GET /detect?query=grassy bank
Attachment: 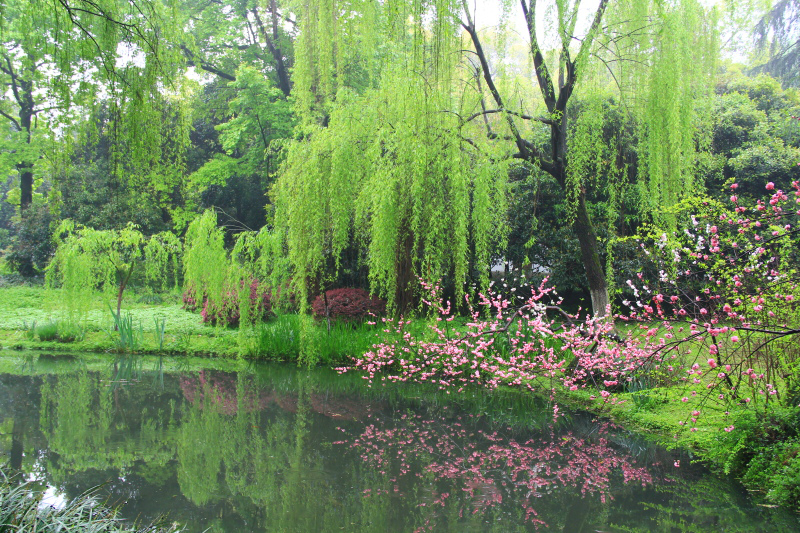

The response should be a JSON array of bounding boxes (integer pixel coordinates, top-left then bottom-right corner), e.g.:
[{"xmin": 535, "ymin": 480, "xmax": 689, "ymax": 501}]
[{"xmin": 0, "ymin": 285, "xmax": 388, "ymax": 362}]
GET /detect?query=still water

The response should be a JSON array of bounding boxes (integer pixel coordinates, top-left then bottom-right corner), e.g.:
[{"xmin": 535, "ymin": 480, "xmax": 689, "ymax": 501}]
[{"xmin": 0, "ymin": 352, "xmax": 798, "ymax": 532}]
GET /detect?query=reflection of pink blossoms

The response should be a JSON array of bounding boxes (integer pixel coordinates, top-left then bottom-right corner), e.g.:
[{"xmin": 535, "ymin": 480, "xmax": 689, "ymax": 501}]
[
  {"xmin": 180, "ymin": 370, "xmax": 377, "ymax": 420},
  {"xmin": 338, "ymin": 415, "xmax": 654, "ymax": 527}
]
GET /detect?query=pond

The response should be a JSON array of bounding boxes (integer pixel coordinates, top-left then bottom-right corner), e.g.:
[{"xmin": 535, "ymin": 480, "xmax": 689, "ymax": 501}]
[{"xmin": 0, "ymin": 352, "xmax": 797, "ymax": 532}]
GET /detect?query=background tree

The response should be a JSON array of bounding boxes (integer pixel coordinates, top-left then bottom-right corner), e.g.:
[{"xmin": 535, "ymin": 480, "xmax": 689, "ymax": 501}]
[
  {"xmin": 0, "ymin": 0, "xmax": 185, "ymax": 213},
  {"xmin": 178, "ymin": 0, "xmax": 295, "ymax": 96},
  {"xmin": 752, "ymin": 0, "xmax": 800, "ymax": 86}
]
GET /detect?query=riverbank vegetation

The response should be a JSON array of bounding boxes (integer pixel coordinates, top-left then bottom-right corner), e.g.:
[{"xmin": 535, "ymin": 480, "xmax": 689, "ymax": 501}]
[
  {"xmin": 1, "ymin": 0, "xmax": 799, "ymax": 517},
  {"xmin": 0, "ymin": 470, "xmax": 182, "ymax": 532}
]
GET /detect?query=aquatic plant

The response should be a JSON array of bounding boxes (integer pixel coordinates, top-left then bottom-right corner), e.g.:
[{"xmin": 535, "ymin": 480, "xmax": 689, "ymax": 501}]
[
  {"xmin": 0, "ymin": 471, "xmax": 182, "ymax": 532},
  {"xmin": 107, "ymin": 308, "xmax": 144, "ymax": 353}
]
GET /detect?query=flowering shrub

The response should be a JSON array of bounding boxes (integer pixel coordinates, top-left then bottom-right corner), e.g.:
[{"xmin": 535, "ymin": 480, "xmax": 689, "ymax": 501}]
[
  {"xmin": 626, "ymin": 179, "xmax": 800, "ymax": 416},
  {"xmin": 341, "ymin": 175, "xmax": 800, "ymax": 428},
  {"xmin": 182, "ymin": 284, "xmax": 203, "ymax": 311},
  {"xmin": 184, "ymin": 279, "xmax": 274, "ymax": 327},
  {"xmin": 338, "ymin": 279, "xmax": 654, "ymax": 397},
  {"xmin": 312, "ymin": 288, "xmax": 386, "ymax": 322}
]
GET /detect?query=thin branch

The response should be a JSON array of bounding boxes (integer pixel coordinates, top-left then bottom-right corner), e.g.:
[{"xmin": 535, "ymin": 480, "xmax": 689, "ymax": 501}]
[
  {"xmin": 465, "ymin": 108, "xmax": 555, "ymax": 125},
  {"xmin": 0, "ymin": 109, "xmax": 21, "ymax": 131}
]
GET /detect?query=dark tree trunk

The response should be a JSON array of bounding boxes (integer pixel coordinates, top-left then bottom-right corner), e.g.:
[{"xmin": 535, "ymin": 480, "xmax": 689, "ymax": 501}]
[
  {"xmin": 18, "ymin": 162, "xmax": 33, "ymax": 211},
  {"xmin": 15, "ymin": 62, "xmax": 35, "ymax": 212},
  {"xmin": 395, "ymin": 228, "xmax": 415, "ymax": 315},
  {"xmin": 545, "ymin": 101, "xmax": 609, "ymax": 317},
  {"xmin": 10, "ymin": 417, "xmax": 24, "ymax": 471},
  {"xmin": 464, "ymin": 0, "xmax": 612, "ymax": 318},
  {"xmin": 574, "ymin": 193, "xmax": 610, "ymax": 316}
]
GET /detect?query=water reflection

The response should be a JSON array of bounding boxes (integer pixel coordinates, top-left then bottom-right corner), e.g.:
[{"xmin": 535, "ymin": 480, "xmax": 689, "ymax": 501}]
[
  {"xmin": 339, "ymin": 415, "xmax": 654, "ymax": 530},
  {"xmin": 0, "ymin": 354, "xmax": 797, "ymax": 532}
]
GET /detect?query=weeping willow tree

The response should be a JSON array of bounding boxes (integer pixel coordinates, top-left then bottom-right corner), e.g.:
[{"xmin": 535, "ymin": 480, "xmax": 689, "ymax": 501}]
[
  {"xmin": 752, "ymin": 0, "xmax": 800, "ymax": 86},
  {"xmin": 272, "ymin": 0, "xmax": 509, "ymax": 313},
  {"xmin": 270, "ymin": 0, "xmax": 718, "ymax": 317},
  {"xmin": 46, "ymin": 220, "xmax": 182, "ymax": 324}
]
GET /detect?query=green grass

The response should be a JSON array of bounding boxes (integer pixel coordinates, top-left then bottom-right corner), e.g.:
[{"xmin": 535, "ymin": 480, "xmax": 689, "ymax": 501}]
[
  {"xmin": 34, "ymin": 321, "xmax": 60, "ymax": 341},
  {"xmin": 0, "ymin": 286, "xmax": 391, "ymax": 362}
]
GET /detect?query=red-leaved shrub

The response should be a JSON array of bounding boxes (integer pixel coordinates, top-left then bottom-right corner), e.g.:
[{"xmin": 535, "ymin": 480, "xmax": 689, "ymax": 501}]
[
  {"xmin": 312, "ymin": 288, "xmax": 386, "ymax": 321},
  {"xmin": 185, "ymin": 279, "xmax": 274, "ymax": 327},
  {"xmin": 182, "ymin": 285, "xmax": 203, "ymax": 312}
]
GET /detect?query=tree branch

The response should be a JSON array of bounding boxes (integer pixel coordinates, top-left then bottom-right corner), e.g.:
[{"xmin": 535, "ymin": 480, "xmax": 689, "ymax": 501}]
[
  {"xmin": 521, "ymin": 0, "xmax": 557, "ymax": 112},
  {"xmin": 0, "ymin": 109, "xmax": 21, "ymax": 131},
  {"xmin": 466, "ymin": 108, "xmax": 555, "ymax": 126},
  {"xmin": 460, "ymin": 1, "xmax": 530, "ymax": 159},
  {"xmin": 179, "ymin": 44, "xmax": 236, "ymax": 81}
]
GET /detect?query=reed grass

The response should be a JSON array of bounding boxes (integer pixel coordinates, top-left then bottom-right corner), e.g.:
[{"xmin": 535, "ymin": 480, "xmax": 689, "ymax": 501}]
[{"xmin": 0, "ymin": 471, "xmax": 182, "ymax": 532}]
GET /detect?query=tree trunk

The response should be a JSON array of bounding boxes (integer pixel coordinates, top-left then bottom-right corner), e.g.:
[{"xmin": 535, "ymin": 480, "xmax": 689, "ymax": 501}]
[
  {"xmin": 18, "ymin": 162, "xmax": 33, "ymax": 211},
  {"xmin": 573, "ymin": 193, "xmax": 610, "ymax": 317},
  {"xmin": 17, "ymin": 65, "xmax": 35, "ymax": 212},
  {"xmin": 395, "ymin": 229, "xmax": 415, "ymax": 314},
  {"xmin": 115, "ymin": 264, "xmax": 135, "ymax": 330},
  {"xmin": 10, "ymin": 417, "xmax": 24, "ymax": 471},
  {"xmin": 18, "ymin": 102, "xmax": 34, "ymax": 211}
]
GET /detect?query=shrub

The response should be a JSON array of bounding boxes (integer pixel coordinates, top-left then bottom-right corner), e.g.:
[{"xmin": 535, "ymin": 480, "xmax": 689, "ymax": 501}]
[
  {"xmin": 197, "ymin": 279, "xmax": 273, "ymax": 327},
  {"xmin": 6, "ymin": 203, "xmax": 55, "ymax": 277},
  {"xmin": 33, "ymin": 321, "xmax": 84, "ymax": 343},
  {"xmin": 182, "ymin": 284, "xmax": 203, "ymax": 312},
  {"xmin": 312, "ymin": 288, "xmax": 386, "ymax": 322},
  {"xmin": 35, "ymin": 321, "xmax": 60, "ymax": 342}
]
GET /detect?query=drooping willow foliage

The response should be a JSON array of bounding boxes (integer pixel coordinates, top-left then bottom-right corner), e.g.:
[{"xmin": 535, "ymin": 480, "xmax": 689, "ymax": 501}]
[
  {"xmin": 273, "ymin": 0, "xmax": 509, "ymax": 312},
  {"xmin": 632, "ymin": 0, "xmax": 718, "ymax": 223},
  {"xmin": 46, "ymin": 220, "xmax": 182, "ymax": 323},
  {"xmin": 183, "ymin": 210, "xmax": 231, "ymax": 314},
  {"xmin": 183, "ymin": 210, "xmax": 277, "ymax": 329},
  {"xmin": 268, "ymin": 0, "xmax": 720, "ymax": 314}
]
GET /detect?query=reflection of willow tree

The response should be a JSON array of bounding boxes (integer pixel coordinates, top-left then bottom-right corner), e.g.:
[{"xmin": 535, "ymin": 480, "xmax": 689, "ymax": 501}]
[
  {"xmin": 175, "ymin": 370, "xmax": 427, "ymax": 532},
  {"xmin": 0, "ymin": 373, "xmax": 44, "ymax": 473},
  {"xmin": 177, "ymin": 373, "xmax": 336, "ymax": 530},
  {"xmin": 340, "ymin": 416, "xmax": 655, "ymax": 532},
  {"xmin": 39, "ymin": 369, "xmax": 177, "ymax": 483},
  {"xmin": 611, "ymin": 476, "xmax": 800, "ymax": 532}
]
